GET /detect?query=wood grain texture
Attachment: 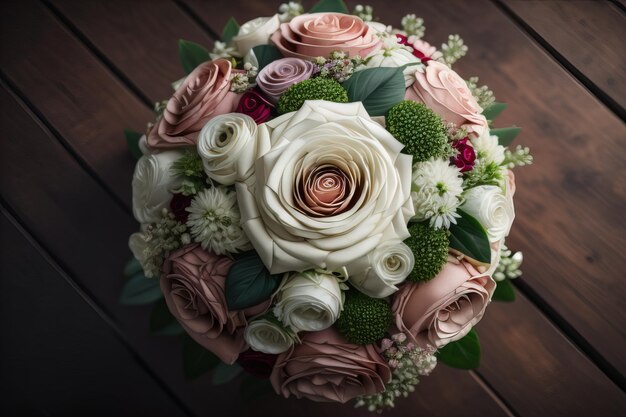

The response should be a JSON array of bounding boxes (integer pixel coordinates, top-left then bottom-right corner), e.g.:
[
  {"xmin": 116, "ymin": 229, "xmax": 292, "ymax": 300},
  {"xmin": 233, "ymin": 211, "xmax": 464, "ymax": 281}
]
[{"xmin": 502, "ymin": 0, "xmax": 626, "ymax": 112}]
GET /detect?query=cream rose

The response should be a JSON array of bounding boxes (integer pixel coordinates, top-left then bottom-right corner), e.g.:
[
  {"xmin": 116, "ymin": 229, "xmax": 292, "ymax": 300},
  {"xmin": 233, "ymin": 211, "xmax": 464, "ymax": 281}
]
[
  {"xmin": 131, "ymin": 150, "xmax": 183, "ymax": 224},
  {"xmin": 235, "ymin": 100, "xmax": 414, "ymax": 274},
  {"xmin": 405, "ymin": 60, "xmax": 487, "ymax": 136},
  {"xmin": 392, "ymin": 255, "xmax": 496, "ymax": 348},
  {"xmin": 273, "ymin": 270, "xmax": 344, "ymax": 332},
  {"xmin": 271, "ymin": 13, "xmax": 381, "ymax": 59},
  {"xmin": 233, "ymin": 15, "xmax": 281, "ymax": 56},
  {"xmin": 461, "ymin": 185, "xmax": 515, "ymax": 243},
  {"xmin": 244, "ymin": 317, "xmax": 295, "ymax": 354},
  {"xmin": 197, "ymin": 113, "xmax": 270, "ymax": 185},
  {"xmin": 348, "ymin": 240, "xmax": 414, "ymax": 298}
]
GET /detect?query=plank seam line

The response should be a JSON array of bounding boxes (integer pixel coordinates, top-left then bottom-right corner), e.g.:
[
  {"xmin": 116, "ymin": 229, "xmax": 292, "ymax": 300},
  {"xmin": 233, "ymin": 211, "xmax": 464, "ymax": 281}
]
[
  {"xmin": 0, "ymin": 201, "xmax": 197, "ymax": 417},
  {"xmin": 0, "ymin": 72, "xmax": 132, "ymax": 217},
  {"xmin": 491, "ymin": 0, "xmax": 626, "ymax": 123},
  {"xmin": 470, "ymin": 370, "xmax": 519, "ymax": 417},
  {"xmin": 173, "ymin": 0, "xmax": 221, "ymax": 40},
  {"xmin": 513, "ymin": 279, "xmax": 626, "ymax": 392},
  {"xmin": 40, "ymin": 0, "xmax": 154, "ymax": 109}
]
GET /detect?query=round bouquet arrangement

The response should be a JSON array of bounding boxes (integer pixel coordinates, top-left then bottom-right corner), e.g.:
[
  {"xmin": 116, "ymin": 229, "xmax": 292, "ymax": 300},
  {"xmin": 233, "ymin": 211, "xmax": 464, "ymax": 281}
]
[{"xmin": 122, "ymin": 0, "xmax": 531, "ymax": 411}]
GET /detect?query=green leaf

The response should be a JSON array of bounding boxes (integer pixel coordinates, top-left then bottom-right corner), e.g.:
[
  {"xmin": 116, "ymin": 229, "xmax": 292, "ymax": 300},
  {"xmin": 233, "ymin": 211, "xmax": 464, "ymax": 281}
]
[
  {"xmin": 437, "ymin": 329, "xmax": 481, "ymax": 369},
  {"xmin": 225, "ymin": 251, "xmax": 281, "ymax": 310},
  {"xmin": 221, "ymin": 17, "xmax": 240, "ymax": 43},
  {"xmin": 492, "ymin": 126, "xmax": 521, "ymax": 147},
  {"xmin": 240, "ymin": 375, "xmax": 274, "ymax": 404},
  {"xmin": 252, "ymin": 44, "xmax": 283, "ymax": 70},
  {"xmin": 124, "ymin": 129, "xmax": 143, "ymax": 160},
  {"xmin": 309, "ymin": 0, "xmax": 349, "ymax": 13},
  {"xmin": 212, "ymin": 362, "xmax": 243, "ymax": 385},
  {"xmin": 492, "ymin": 278, "xmax": 516, "ymax": 302},
  {"xmin": 123, "ymin": 257, "xmax": 142, "ymax": 277},
  {"xmin": 150, "ymin": 298, "xmax": 185, "ymax": 336},
  {"xmin": 449, "ymin": 209, "xmax": 491, "ymax": 264},
  {"xmin": 482, "ymin": 102, "xmax": 507, "ymax": 121},
  {"xmin": 341, "ymin": 67, "xmax": 406, "ymax": 116},
  {"xmin": 178, "ymin": 39, "xmax": 211, "ymax": 74},
  {"xmin": 182, "ymin": 334, "xmax": 220, "ymax": 379},
  {"xmin": 119, "ymin": 273, "xmax": 162, "ymax": 305}
]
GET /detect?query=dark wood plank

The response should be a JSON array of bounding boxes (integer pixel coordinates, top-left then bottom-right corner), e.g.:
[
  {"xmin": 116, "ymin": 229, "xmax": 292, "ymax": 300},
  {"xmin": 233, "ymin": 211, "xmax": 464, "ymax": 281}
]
[
  {"xmin": 50, "ymin": 0, "xmax": 215, "ymax": 103},
  {"xmin": 502, "ymin": 0, "xmax": 626, "ymax": 112},
  {"xmin": 0, "ymin": 210, "xmax": 187, "ymax": 417}
]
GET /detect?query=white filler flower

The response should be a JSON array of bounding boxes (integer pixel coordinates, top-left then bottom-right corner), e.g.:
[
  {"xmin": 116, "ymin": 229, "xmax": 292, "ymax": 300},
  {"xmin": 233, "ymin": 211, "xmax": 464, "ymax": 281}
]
[
  {"xmin": 472, "ymin": 128, "xmax": 505, "ymax": 165},
  {"xmin": 186, "ymin": 186, "xmax": 251, "ymax": 254},
  {"xmin": 461, "ymin": 185, "xmax": 515, "ymax": 243},
  {"xmin": 244, "ymin": 317, "xmax": 296, "ymax": 354}
]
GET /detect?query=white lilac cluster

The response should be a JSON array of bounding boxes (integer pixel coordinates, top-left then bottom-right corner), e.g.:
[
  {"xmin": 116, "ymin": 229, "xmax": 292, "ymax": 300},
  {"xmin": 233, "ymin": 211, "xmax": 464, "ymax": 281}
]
[
  {"xmin": 494, "ymin": 245, "xmax": 524, "ymax": 281},
  {"xmin": 314, "ymin": 51, "xmax": 366, "ymax": 82}
]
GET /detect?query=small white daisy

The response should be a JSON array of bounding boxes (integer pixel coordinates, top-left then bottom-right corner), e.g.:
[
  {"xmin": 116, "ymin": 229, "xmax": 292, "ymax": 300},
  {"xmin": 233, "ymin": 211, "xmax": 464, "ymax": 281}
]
[
  {"xmin": 186, "ymin": 186, "xmax": 251, "ymax": 255},
  {"xmin": 472, "ymin": 129, "xmax": 505, "ymax": 165}
]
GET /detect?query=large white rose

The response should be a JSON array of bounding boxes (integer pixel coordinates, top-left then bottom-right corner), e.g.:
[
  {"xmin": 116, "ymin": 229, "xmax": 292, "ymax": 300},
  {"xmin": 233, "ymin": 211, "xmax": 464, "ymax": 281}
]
[
  {"xmin": 347, "ymin": 240, "xmax": 414, "ymax": 298},
  {"xmin": 461, "ymin": 185, "xmax": 515, "ymax": 243},
  {"xmin": 244, "ymin": 317, "xmax": 295, "ymax": 354},
  {"xmin": 197, "ymin": 113, "xmax": 270, "ymax": 185},
  {"xmin": 273, "ymin": 270, "xmax": 345, "ymax": 332},
  {"xmin": 132, "ymin": 150, "xmax": 183, "ymax": 223},
  {"xmin": 233, "ymin": 15, "xmax": 281, "ymax": 56},
  {"xmin": 236, "ymin": 100, "xmax": 414, "ymax": 274}
]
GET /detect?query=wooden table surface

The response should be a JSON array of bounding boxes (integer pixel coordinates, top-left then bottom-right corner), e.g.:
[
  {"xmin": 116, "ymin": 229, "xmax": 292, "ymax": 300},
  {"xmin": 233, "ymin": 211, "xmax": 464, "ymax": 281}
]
[{"xmin": 1, "ymin": 1, "xmax": 625, "ymax": 416}]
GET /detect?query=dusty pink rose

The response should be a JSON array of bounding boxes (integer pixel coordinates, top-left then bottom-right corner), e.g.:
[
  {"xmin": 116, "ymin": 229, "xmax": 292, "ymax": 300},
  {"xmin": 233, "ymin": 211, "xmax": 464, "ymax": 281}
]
[
  {"xmin": 270, "ymin": 13, "xmax": 381, "ymax": 60},
  {"xmin": 161, "ymin": 244, "xmax": 270, "ymax": 364},
  {"xmin": 270, "ymin": 328, "xmax": 391, "ymax": 403},
  {"xmin": 392, "ymin": 255, "xmax": 496, "ymax": 349},
  {"xmin": 256, "ymin": 57, "xmax": 316, "ymax": 104},
  {"xmin": 147, "ymin": 59, "xmax": 242, "ymax": 149},
  {"xmin": 405, "ymin": 60, "xmax": 487, "ymax": 136},
  {"xmin": 236, "ymin": 89, "xmax": 274, "ymax": 124},
  {"xmin": 293, "ymin": 164, "xmax": 357, "ymax": 217}
]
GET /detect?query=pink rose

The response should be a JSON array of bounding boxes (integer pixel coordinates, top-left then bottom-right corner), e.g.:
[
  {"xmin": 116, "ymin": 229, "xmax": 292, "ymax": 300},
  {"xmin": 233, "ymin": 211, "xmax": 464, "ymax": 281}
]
[
  {"xmin": 270, "ymin": 328, "xmax": 391, "ymax": 403},
  {"xmin": 256, "ymin": 57, "xmax": 316, "ymax": 104},
  {"xmin": 392, "ymin": 255, "xmax": 495, "ymax": 349},
  {"xmin": 405, "ymin": 60, "xmax": 487, "ymax": 136},
  {"xmin": 161, "ymin": 244, "xmax": 269, "ymax": 364},
  {"xmin": 270, "ymin": 13, "xmax": 382, "ymax": 60},
  {"xmin": 147, "ymin": 59, "xmax": 242, "ymax": 149}
]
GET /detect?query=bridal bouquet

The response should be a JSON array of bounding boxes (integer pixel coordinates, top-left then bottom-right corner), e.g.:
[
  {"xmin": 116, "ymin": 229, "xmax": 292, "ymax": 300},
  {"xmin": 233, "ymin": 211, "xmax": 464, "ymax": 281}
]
[{"xmin": 122, "ymin": 0, "xmax": 531, "ymax": 411}]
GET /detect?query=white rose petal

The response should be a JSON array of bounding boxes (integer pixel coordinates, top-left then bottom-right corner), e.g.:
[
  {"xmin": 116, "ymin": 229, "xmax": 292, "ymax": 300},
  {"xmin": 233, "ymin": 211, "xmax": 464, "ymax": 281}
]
[
  {"xmin": 244, "ymin": 318, "xmax": 294, "ymax": 354},
  {"xmin": 197, "ymin": 113, "xmax": 270, "ymax": 185},
  {"xmin": 461, "ymin": 185, "xmax": 515, "ymax": 243},
  {"xmin": 233, "ymin": 15, "xmax": 281, "ymax": 56},
  {"xmin": 132, "ymin": 150, "xmax": 183, "ymax": 223},
  {"xmin": 348, "ymin": 240, "xmax": 414, "ymax": 298},
  {"xmin": 274, "ymin": 271, "xmax": 344, "ymax": 332}
]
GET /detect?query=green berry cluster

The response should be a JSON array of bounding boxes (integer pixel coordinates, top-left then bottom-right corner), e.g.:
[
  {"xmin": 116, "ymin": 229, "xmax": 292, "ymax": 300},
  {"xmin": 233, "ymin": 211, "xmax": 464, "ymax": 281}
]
[
  {"xmin": 337, "ymin": 291, "xmax": 392, "ymax": 345},
  {"xmin": 404, "ymin": 221, "xmax": 449, "ymax": 282},
  {"xmin": 277, "ymin": 77, "xmax": 349, "ymax": 114},
  {"xmin": 386, "ymin": 101, "xmax": 448, "ymax": 162}
]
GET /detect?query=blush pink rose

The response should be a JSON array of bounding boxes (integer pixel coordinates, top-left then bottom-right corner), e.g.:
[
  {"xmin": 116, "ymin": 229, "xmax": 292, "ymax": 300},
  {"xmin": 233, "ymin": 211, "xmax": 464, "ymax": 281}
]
[
  {"xmin": 270, "ymin": 13, "xmax": 382, "ymax": 60},
  {"xmin": 392, "ymin": 255, "xmax": 496, "ymax": 349},
  {"xmin": 270, "ymin": 327, "xmax": 391, "ymax": 403},
  {"xmin": 147, "ymin": 59, "xmax": 242, "ymax": 149},
  {"xmin": 294, "ymin": 164, "xmax": 357, "ymax": 217},
  {"xmin": 161, "ymin": 244, "xmax": 270, "ymax": 364},
  {"xmin": 405, "ymin": 60, "xmax": 487, "ymax": 136}
]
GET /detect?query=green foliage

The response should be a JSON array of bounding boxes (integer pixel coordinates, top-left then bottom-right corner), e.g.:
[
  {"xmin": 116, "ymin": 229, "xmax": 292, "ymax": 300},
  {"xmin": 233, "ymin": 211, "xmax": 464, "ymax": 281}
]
[
  {"xmin": 386, "ymin": 101, "xmax": 448, "ymax": 162},
  {"xmin": 182, "ymin": 334, "xmax": 219, "ymax": 380},
  {"xmin": 309, "ymin": 0, "xmax": 349, "ymax": 14},
  {"xmin": 337, "ymin": 291, "xmax": 392, "ymax": 345},
  {"xmin": 492, "ymin": 278, "xmax": 516, "ymax": 302},
  {"xmin": 277, "ymin": 77, "xmax": 348, "ymax": 114},
  {"xmin": 448, "ymin": 209, "xmax": 491, "ymax": 264},
  {"xmin": 150, "ymin": 298, "xmax": 184, "ymax": 336},
  {"xmin": 341, "ymin": 66, "xmax": 407, "ymax": 116},
  {"xmin": 225, "ymin": 251, "xmax": 281, "ymax": 310},
  {"xmin": 171, "ymin": 150, "xmax": 204, "ymax": 178},
  {"xmin": 492, "ymin": 126, "xmax": 521, "ymax": 146},
  {"xmin": 437, "ymin": 329, "xmax": 481, "ymax": 369},
  {"xmin": 119, "ymin": 273, "xmax": 163, "ymax": 305},
  {"xmin": 212, "ymin": 362, "xmax": 243, "ymax": 385},
  {"xmin": 221, "ymin": 17, "xmax": 240, "ymax": 43},
  {"xmin": 240, "ymin": 375, "xmax": 274, "ymax": 404},
  {"xmin": 404, "ymin": 221, "xmax": 449, "ymax": 282},
  {"xmin": 252, "ymin": 44, "xmax": 283, "ymax": 70},
  {"xmin": 482, "ymin": 102, "xmax": 507, "ymax": 121},
  {"xmin": 463, "ymin": 161, "xmax": 504, "ymax": 189},
  {"xmin": 178, "ymin": 39, "xmax": 211, "ymax": 74},
  {"xmin": 124, "ymin": 129, "xmax": 143, "ymax": 160},
  {"xmin": 123, "ymin": 257, "xmax": 142, "ymax": 277}
]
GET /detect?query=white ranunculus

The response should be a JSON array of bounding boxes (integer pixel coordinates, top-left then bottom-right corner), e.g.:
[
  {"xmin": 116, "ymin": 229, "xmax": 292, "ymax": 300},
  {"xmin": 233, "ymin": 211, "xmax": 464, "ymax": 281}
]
[
  {"xmin": 132, "ymin": 150, "xmax": 183, "ymax": 223},
  {"xmin": 365, "ymin": 36, "xmax": 421, "ymax": 87},
  {"xmin": 236, "ymin": 100, "xmax": 414, "ymax": 274},
  {"xmin": 197, "ymin": 114, "xmax": 270, "ymax": 185},
  {"xmin": 244, "ymin": 317, "xmax": 295, "ymax": 354},
  {"xmin": 472, "ymin": 128, "xmax": 505, "ymax": 165},
  {"xmin": 461, "ymin": 185, "xmax": 515, "ymax": 243},
  {"xmin": 233, "ymin": 15, "xmax": 281, "ymax": 56},
  {"xmin": 273, "ymin": 270, "xmax": 345, "ymax": 332},
  {"xmin": 348, "ymin": 240, "xmax": 414, "ymax": 298}
]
